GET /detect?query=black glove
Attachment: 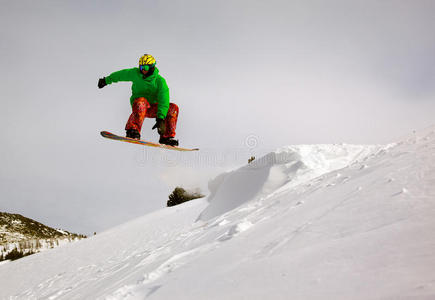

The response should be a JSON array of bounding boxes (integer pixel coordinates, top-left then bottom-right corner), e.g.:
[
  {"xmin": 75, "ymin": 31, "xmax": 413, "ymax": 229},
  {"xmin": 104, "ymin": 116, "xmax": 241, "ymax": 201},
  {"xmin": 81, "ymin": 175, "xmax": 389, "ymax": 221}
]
[
  {"xmin": 98, "ymin": 77, "xmax": 107, "ymax": 89},
  {"xmin": 152, "ymin": 118, "xmax": 166, "ymax": 135}
]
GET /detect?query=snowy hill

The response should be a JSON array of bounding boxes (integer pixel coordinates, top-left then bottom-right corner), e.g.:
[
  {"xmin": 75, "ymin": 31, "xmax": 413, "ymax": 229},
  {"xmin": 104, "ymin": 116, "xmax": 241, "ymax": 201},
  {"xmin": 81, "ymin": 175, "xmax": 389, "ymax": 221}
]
[
  {"xmin": 200, "ymin": 144, "xmax": 389, "ymax": 221},
  {"xmin": 0, "ymin": 212, "xmax": 86, "ymax": 262},
  {"xmin": 0, "ymin": 127, "xmax": 434, "ymax": 299}
]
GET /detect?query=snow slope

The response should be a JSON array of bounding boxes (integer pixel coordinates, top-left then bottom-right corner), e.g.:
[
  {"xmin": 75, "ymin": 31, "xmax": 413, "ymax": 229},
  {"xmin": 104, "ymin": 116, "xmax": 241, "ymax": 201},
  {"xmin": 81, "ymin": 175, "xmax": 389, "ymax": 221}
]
[{"xmin": 0, "ymin": 127, "xmax": 434, "ymax": 300}]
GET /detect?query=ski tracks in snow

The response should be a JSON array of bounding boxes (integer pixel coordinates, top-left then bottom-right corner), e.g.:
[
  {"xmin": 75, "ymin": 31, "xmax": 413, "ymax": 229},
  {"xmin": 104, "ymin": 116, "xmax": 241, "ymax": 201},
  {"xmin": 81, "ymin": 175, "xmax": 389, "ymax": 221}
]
[{"xmin": 105, "ymin": 215, "xmax": 259, "ymax": 299}]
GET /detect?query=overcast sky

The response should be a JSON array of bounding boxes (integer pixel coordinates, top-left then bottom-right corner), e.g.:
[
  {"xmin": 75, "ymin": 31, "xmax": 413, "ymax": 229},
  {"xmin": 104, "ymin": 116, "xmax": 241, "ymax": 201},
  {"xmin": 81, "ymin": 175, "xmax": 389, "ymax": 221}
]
[{"xmin": 1, "ymin": 0, "xmax": 434, "ymax": 235}]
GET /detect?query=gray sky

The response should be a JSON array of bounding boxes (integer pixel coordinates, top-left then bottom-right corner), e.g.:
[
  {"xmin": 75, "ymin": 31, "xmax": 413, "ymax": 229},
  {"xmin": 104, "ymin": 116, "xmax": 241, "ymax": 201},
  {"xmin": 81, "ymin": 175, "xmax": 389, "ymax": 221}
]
[{"xmin": 1, "ymin": 0, "xmax": 434, "ymax": 235}]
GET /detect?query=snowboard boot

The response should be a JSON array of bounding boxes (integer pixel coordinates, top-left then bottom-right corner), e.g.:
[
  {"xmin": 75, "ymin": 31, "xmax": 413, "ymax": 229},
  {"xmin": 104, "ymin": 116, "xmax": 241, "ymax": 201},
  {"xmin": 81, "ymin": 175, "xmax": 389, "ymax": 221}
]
[
  {"xmin": 159, "ymin": 136, "xmax": 179, "ymax": 146},
  {"xmin": 126, "ymin": 129, "xmax": 141, "ymax": 140}
]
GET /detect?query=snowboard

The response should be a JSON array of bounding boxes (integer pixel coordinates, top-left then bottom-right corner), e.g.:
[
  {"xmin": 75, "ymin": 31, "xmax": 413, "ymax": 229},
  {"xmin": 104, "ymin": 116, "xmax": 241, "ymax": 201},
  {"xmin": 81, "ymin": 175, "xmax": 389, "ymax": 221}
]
[{"xmin": 100, "ymin": 131, "xmax": 199, "ymax": 152}]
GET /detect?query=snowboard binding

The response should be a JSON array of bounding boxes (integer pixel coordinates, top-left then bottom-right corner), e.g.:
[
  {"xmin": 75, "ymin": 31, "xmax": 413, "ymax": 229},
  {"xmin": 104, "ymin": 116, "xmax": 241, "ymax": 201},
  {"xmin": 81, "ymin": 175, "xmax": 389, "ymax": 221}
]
[{"xmin": 126, "ymin": 129, "xmax": 141, "ymax": 140}]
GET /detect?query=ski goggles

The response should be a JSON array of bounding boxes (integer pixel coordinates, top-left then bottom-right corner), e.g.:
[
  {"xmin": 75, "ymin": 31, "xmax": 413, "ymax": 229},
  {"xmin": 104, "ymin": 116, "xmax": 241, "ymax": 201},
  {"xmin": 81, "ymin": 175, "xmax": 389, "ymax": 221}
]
[{"xmin": 139, "ymin": 64, "xmax": 155, "ymax": 71}]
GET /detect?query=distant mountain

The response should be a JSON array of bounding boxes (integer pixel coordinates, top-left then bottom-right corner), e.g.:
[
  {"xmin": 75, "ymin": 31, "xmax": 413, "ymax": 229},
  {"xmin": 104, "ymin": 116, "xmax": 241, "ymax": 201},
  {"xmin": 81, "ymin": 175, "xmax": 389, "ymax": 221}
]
[{"xmin": 0, "ymin": 212, "xmax": 86, "ymax": 261}]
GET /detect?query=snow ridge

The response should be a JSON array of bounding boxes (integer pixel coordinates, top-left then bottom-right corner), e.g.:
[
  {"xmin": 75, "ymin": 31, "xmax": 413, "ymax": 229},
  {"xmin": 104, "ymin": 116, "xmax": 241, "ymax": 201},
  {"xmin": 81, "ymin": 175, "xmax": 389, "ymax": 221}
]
[{"xmin": 199, "ymin": 144, "xmax": 392, "ymax": 221}]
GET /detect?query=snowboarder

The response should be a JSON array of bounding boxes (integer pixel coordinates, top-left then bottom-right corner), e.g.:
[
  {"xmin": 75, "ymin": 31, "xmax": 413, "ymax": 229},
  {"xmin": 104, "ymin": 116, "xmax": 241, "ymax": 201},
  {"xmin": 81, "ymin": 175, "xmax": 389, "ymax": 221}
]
[{"xmin": 98, "ymin": 54, "xmax": 179, "ymax": 146}]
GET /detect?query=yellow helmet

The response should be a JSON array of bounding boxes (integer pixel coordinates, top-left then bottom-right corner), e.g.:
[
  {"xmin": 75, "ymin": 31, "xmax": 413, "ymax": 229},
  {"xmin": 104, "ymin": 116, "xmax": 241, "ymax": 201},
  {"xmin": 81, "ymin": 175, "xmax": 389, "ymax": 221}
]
[{"xmin": 139, "ymin": 54, "xmax": 156, "ymax": 67}]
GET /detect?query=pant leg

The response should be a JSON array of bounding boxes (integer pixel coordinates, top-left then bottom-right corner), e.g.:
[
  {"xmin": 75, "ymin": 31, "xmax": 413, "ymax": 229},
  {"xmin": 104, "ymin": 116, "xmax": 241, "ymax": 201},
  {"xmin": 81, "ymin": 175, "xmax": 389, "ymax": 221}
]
[
  {"xmin": 145, "ymin": 103, "xmax": 158, "ymax": 118},
  {"xmin": 163, "ymin": 103, "xmax": 179, "ymax": 138},
  {"xmin": 144, "ymin": 102, "xmax": 179, "ymax": 138},
  {"xmin": 125, "ymin": 97, "xmax": 150, "ymax": 132}
]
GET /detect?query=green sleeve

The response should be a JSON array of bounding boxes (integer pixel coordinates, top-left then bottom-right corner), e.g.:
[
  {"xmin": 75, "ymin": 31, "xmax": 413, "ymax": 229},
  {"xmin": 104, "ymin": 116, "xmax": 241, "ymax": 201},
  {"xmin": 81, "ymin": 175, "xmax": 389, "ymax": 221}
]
[
  {"xmin": 105, "ymin": 68, "xmax": 136, "ymax": 84},
  {"xmin": 156, "ymin": 76, "xmax": 170, "ymax": 119}
]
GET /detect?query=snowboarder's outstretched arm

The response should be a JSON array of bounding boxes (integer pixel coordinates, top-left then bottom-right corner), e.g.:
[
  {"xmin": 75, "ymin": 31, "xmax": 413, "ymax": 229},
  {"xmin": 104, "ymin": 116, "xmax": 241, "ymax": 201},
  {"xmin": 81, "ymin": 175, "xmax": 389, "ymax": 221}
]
[
  {"xmin": 98, "ymin": 68, "xmax": 136, "ymax": 88},
  {"xmin": 105, "ymin": 68, "xmax": 137, "ymax": 84}
]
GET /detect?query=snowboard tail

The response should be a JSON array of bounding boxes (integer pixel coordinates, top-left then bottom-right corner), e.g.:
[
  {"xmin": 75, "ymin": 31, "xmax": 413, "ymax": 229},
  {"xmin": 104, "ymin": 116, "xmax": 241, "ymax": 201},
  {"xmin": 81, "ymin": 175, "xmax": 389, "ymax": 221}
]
[{"xmin": 100, "ymin": 131, "xmax": 199, "ymax": 152}]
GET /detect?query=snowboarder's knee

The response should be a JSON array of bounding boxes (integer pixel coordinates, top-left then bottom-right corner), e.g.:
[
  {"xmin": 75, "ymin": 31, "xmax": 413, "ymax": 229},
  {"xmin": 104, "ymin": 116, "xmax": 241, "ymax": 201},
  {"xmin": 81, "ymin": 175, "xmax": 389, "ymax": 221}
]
[
  {"xmin": 169, "ymin": 103, "xmax": 179, "ymax": 112},
  {"xmin": 134, "ymin": 97, "xmax": 148, "ymax": 104}
]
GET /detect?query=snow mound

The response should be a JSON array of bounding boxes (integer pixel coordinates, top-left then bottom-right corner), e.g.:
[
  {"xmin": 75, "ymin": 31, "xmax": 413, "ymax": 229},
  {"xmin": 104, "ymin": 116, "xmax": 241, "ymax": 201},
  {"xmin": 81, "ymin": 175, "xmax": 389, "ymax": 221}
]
[{"xmin": 199, "ymin": 144, "xmax": 390, "ymax": 221}]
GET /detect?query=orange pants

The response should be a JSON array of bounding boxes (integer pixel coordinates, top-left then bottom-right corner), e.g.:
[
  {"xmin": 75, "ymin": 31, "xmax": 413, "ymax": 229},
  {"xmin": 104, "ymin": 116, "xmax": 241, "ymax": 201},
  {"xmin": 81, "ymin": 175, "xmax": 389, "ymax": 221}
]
[{"xmin": 125, "ymin": 97, "xmax": 179, "ymax": 138}]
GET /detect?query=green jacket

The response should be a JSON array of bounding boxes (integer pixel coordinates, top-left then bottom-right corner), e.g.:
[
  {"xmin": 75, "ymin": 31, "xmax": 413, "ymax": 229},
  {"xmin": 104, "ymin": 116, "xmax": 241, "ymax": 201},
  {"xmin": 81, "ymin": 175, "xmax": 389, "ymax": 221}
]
[{"xmin": 105, "ymin": 67, "xmax": 170, "ymax": 119}]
